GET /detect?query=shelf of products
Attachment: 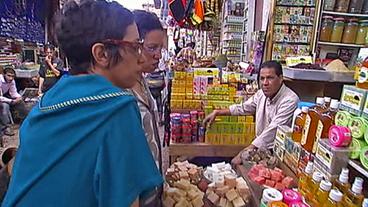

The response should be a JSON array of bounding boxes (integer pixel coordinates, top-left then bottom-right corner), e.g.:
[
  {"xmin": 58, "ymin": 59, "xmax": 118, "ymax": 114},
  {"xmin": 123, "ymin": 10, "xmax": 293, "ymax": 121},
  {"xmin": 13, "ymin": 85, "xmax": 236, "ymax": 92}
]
[
  {"xmin": 283, "ymin": 67, "xmax": 355, "ymax": 82},
  {"xmin": 264, "ymin": 0, "xmax": 317, "ymax": 62}
]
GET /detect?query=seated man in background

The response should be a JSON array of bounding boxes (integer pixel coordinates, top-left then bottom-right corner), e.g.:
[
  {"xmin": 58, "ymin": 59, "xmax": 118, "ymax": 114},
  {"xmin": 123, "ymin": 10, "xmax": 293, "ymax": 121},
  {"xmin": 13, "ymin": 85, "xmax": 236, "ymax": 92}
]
[
  {"xmin": 203, "ymin": 61, "xmax": 299, "ymax": 165},
  {"xmin": 0, "ymin": 67, "xmax": 27, "ymax": 136}
]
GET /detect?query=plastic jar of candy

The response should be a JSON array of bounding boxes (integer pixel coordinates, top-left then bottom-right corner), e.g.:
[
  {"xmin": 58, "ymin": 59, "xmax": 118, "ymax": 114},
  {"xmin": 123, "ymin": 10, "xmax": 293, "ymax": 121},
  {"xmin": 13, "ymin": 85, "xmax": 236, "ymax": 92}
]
[
  {"xmin": 331, "ymin": 18, "xmax": 345, "ymax": 42},
  {"xmin": 323, "ymin": 0, "xmax": 336, "ymax": 11},
  {"xmin": 335, "ymin": 0, "xmax": 350, "ymax": 12},
  {"xmin": 356, "ymin": 20, "xmax": 368, "ymax": 44},
  {"xmin": 342, "ymin": 19, "xmax": 359, "ymax": 44},
  {"xmin": 320, "ymin": 16, "xmax": 334, "ymax": 41},
  {"xmin": 349, "ymin": 0, "xmax": 364, "ymax": 13}
]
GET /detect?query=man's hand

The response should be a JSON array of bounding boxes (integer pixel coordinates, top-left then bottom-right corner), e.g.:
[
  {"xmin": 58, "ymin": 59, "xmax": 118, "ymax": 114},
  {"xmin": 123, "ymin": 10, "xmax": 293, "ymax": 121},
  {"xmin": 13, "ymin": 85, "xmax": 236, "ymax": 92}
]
[
  {"xmin": 45, "ymin": 55, "xmax": 52, "ymax": 64},
  {"xmin": 231, "ymin": 144, "xmax": 257, "ymax": 166},
  {"xmin": 38, "ymin": 90, "xmax": 43, "ymax": 97},
  {"xmin": 14, "ymin": 97, "xmax": 22, "ymax": 103},
  {"xmin": 202, "ymin": 110, "xmax": 218, "ymax": 128}
]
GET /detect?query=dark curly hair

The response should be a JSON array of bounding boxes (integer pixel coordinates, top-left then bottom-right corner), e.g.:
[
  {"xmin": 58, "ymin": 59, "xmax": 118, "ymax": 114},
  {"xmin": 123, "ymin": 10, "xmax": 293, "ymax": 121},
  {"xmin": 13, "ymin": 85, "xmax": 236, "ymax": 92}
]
[
  {"xmin": 55, "ymin": 0, "xmax": 134, "ymax": 74},
  {"xmin": 133, "ymin": 10, "xmax": 163, "ymax": 39}
]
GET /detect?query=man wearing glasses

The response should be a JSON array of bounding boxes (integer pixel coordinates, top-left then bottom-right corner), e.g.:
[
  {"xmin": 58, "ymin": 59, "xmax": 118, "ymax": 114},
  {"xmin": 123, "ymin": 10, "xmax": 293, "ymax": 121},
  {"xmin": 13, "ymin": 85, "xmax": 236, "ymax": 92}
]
[{"xmin": 0, "ymin": 67, "xmax": 26, "ymax": 136}]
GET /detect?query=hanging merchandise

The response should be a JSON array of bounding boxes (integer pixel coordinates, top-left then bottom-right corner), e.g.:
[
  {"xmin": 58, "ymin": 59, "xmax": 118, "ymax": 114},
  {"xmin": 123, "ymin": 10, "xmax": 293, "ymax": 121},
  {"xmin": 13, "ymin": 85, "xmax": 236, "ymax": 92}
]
[{"xmin": 190, "ymin": 0, "xmax": 204, "ymax": 25}]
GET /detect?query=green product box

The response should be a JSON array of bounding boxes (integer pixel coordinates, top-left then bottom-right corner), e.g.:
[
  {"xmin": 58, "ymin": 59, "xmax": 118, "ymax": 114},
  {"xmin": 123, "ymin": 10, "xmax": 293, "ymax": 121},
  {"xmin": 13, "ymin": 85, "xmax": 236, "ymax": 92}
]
[
  {"xmin": 340, "ymin": 85, "xmax": 367, "ymax": 116},
  {"xmin": 230, "ymin": 116, "xmax": 238, "ymax": 122}
]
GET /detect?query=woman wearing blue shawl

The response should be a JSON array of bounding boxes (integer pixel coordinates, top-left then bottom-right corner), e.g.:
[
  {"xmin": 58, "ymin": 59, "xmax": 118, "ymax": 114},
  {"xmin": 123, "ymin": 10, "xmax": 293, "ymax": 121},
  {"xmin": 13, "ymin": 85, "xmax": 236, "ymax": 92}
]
[{"xmin": 2, "ymin": 1, "xmax": 162, "ymax": 207}]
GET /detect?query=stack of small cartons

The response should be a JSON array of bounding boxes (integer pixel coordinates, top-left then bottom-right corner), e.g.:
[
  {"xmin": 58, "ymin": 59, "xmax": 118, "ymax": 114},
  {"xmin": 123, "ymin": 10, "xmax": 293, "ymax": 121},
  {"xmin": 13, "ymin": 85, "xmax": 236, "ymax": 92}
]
[
  {"xmin": 163, "ymin": 179, "xmax": 205, "ymax": 207},
  {"xmin": 165, "ymin": 161, "xmax": 203, "ymax": 186}
]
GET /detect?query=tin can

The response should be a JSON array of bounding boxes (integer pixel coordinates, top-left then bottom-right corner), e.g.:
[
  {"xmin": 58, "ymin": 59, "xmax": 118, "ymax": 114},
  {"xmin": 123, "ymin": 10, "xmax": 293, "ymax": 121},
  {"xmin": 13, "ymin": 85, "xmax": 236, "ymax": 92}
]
[{"xmin": 198, "ymin": 126, "xmax": 205, "ymax": 142}]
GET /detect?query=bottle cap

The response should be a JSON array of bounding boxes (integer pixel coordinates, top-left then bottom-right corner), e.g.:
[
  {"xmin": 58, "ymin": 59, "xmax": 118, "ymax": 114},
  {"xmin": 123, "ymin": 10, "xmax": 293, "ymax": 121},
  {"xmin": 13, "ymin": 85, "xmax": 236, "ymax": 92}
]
[
  {"xmin": 329, "ymin": 189, "xmax": 343, "ymax": 202},
  {"xmin": 305, "ymin": 162, "xmax": 314, "ymax": 174},
  {"xmin": 324, "ymin": 97, "xmax": 331, "ymax": 103},
  {"xmin": 338, "ymin": 168, "xmax": 349, "ymax": 184},
  {"xmin": 362, "ymin": 198, "xmax": 368, "ymax": 207},
  {"xmin": 320, "ymin": 180, "xmax": 332, "ymax": 191},
  {"xmin": 330, "ymin": 99, "xmax": 340, "ymax": 109},
  {"xmin": 312, "ymin": 172, "xmax": 323, "ymax": 182},
  {"xmin": 301, "ymin": 106, "xmax": 309, "ymax": 113},
  {"xmin": 352, "ymin": 177, "xmax": 364, "ymax": 194},
  {"xmin": 316, "ymin": 97, "xmax": 325, "ymax": 105}
]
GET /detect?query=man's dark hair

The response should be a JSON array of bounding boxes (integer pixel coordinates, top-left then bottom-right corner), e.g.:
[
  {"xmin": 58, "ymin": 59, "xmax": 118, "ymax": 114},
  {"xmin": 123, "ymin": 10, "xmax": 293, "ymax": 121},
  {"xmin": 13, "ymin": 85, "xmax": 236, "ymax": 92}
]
[
  {"xmin": 259, "ymin": 60, "xmax": 283, "ymax": 76},
  {"xmin": 44, "ymin": 44, "xmax": 55, "ymax": 51},
  {"xmin": 133, "ymin": 10, "xmax": 163, "ymax": 39},
  {"xmin": 187, "ymin": 42, "xmax": 195, "ymax": 49},
  {"xmin": 55, "ymin": 0, "xmax": 134, "ymax": 74},
  {"xmin": 3, "ymin": 67, "xmax": 16, "ymax": 76}
]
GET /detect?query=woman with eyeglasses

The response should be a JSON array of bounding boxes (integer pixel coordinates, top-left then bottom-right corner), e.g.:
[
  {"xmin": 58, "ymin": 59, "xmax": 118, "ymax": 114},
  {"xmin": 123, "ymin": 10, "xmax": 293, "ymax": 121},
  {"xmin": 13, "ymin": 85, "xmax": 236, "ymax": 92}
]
[
  {"xmin": 130, "ymin": 10, "xmax": 165, "ymax": 207},
  {"xmin": 2, "ymin": 1, "xmax": 162, "ymax": 207}
]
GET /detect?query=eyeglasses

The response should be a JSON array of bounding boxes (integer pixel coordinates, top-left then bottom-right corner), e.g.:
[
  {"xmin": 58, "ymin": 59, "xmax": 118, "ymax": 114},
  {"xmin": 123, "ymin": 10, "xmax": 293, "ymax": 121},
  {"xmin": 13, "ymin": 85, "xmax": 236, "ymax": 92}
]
[
  {"xmin": 143, "ymin": 45, "xmax": 165, "ymax": 55},
  {"xmin": 102, "ymin": 39, "xmax": 144, "ymax": 55}
]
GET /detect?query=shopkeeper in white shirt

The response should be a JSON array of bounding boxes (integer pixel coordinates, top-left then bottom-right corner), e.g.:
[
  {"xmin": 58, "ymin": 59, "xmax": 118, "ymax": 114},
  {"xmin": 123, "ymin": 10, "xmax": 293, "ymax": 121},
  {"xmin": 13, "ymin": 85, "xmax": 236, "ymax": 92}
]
[{"xmin": 203, "ymin": 61, "xmax": 299, "ymax": 165}]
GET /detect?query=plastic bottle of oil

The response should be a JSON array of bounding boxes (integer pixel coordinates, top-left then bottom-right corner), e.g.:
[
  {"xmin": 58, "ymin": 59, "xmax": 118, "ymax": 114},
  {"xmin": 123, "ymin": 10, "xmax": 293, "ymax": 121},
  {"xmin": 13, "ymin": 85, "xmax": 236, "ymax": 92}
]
[
  {"xmin": 301, "ymin": 97, "xmax": 327, "ymax": 152},
  {"xmin": 334, "ymin": 168, "xmax": 350, "ymax": 195},
  {"xmin": 293, "ymin": 106, "xmax": 309, "ymax": 143},
  {"xmin": 305, "ymin": 171, "xmax": 323, "ymax": 203},
  {"xmin": 317, "ymin": 99, "xmax": 340, "ymax": 141},
  {"xmin": 342, "ymin": 177, "xmax": 364, "ymax": 207},
  {"xmin": 323, "ymin": 189, "xmax": 343, "ymax": 207},
  {"xmin": 311, "ymin": 179, "xmax": 332, "ymax": 206},
  {"xmin": 298, "ymin": 161, "xmax": 314, "ymax": 196}
]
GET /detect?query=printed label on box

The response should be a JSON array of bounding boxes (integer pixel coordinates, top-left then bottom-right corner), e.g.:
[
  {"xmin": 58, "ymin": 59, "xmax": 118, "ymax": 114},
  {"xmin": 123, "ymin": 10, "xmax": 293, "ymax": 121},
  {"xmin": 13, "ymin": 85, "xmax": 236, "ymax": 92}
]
[{"xmin": 341, "ymin": 86, "xmax": 365, "ymax": 112}]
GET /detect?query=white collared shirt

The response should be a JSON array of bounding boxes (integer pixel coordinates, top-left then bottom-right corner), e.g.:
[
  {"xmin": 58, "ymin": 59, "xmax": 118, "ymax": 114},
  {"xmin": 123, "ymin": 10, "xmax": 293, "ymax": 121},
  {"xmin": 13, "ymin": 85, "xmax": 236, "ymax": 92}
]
[
  {"xmin": 229, "ymin": 84, "xmax": 299, "ymax": 149},
  {"xmin": 0, "ymin": 74, "xmax": 21, "ymax": 103}
]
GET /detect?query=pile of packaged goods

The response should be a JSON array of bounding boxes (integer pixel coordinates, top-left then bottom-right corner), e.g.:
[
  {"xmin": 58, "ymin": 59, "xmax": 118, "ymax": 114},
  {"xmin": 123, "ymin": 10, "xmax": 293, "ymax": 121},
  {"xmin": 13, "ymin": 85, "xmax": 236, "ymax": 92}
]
[
  {"xmin": 247, "ymin": 164, "xmax": 295, "ymax": 191},
  {"xmin": 170, "ymin": 68, "xmax": 256, "ymax": 145},
  {"xmin": 170, "ymin": 111, "xmax": 206, "ymax": 144}
]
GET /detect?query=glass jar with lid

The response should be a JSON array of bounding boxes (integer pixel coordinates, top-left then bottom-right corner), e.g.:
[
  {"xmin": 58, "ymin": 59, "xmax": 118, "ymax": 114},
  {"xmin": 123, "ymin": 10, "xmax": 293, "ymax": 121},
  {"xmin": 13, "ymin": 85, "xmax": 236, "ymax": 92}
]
[
  {"xmin": 320, "ymin": 16, "xmax": 334, "ymax": 41},
  {"xmin": 331, "ymin": 18, "xmax": 345, "ymax": 42},
  {"xmin": 342, "ymin": 18, "xmax": 359, "ymax": 44},
  {"xmin": 349, "ymin": 0, "xmax": 364, "ymax": 13},
  {"xmin": 324, "ymin": 0, "xmax": 336, "ymax": 11},
  {"xmin": 335, "ymin": 0, "xmax": 350, "ymax": 12},
  {"xmin": 356, "ymin": 20, "xmax": 368, "ymax": 44},
  {"xmin": 363, "ymin": 0, "xmax": 368, "ymax": 14}
]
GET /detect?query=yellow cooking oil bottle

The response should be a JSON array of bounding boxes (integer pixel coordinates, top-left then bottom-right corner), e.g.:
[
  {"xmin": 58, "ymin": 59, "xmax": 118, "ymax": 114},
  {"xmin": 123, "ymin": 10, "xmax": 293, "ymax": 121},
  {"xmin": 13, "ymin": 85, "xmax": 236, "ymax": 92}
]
[
  {"xmin": 333, "ymin": 168, "xmax": 350, "ymax": 195},
  {"xmin": 298, "ymin": 161, "xmax": 314, "ymax": 196},
  {"xmin": 323, "ymin": 189, "xmax": 344, "ymax": 207},
  {"xmin": 311, "ymin": 179, "xmax": 332, "ymax": 207},
  {"xmin": 342, "ymin": 177, "xmax": 364, "ymax": 207},
  {"xmin": 305, "ymin": 171, "xmax": 323, "ymax": 203},
  {"xmin": 292, "ymin": 106, "xmax": 309, "ymax": 143}
]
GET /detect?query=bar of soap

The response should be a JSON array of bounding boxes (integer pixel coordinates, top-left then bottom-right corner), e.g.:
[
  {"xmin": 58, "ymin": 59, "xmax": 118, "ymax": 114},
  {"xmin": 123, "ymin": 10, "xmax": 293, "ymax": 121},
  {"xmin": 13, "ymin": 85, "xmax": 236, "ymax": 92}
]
[
  {"xmin": 191, "ymin": 196, "xmax": 204, "ymax": 207},
  {"xmin": 175, "ymin": 198, "xmax": 190, "ymax": 207},
  {"xmin": 215, "ymin": 186, "xmax": 230, "ymax": 197},
  {"xmin": 225, "ymin": 174, "xmax": 237, "ymax": 188},
  {"xmin": 187, "ymin": 189, "xmax": 198, "ymax": 200},
  {"xmin": 207, "ymin": 191, "xmax": 220, "ymax": 205},
  {"xmin": 219, "ymin": 197, "xmax": 228, "ymax": 207},
  {"xmin": 232, "ymin": 197, "xmax": 245, "ymax": 207},
  {"xmin": 163, "ymin": 196, "xmax": 176, "ymax": 207},
  {"xmin": 225, "ymin": 189, "xmax": 238, "ymax": 201}
]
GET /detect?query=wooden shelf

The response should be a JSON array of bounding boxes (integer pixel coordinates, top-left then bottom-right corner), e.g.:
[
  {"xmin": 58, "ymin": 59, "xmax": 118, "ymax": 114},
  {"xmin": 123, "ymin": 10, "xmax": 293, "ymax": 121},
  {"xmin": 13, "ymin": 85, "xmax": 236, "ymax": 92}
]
[
  {"xmin": 276, "ymin": 4, "xmax": 315, "ymax": 7},
  {"xmin": 348, "ymin": 160, "xmax": 368, "ymax": 178},
  {"xmin": 274, "ymin": 41, "xmax": 309, "ymax": 45},
  {"xmin": 169, "ymin": 142, "xmax": 246, "ymax": 158},
  {"xmin": 274, "ymin": 22, "xmax": 313, "ymax": 27},
  {"xmin": 318, "ymin": 41, "xmax": 366, "ymax": 48},
  {"xmin": 323, "ymin": 11, "xmax": 368, "ymax": 18}
]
